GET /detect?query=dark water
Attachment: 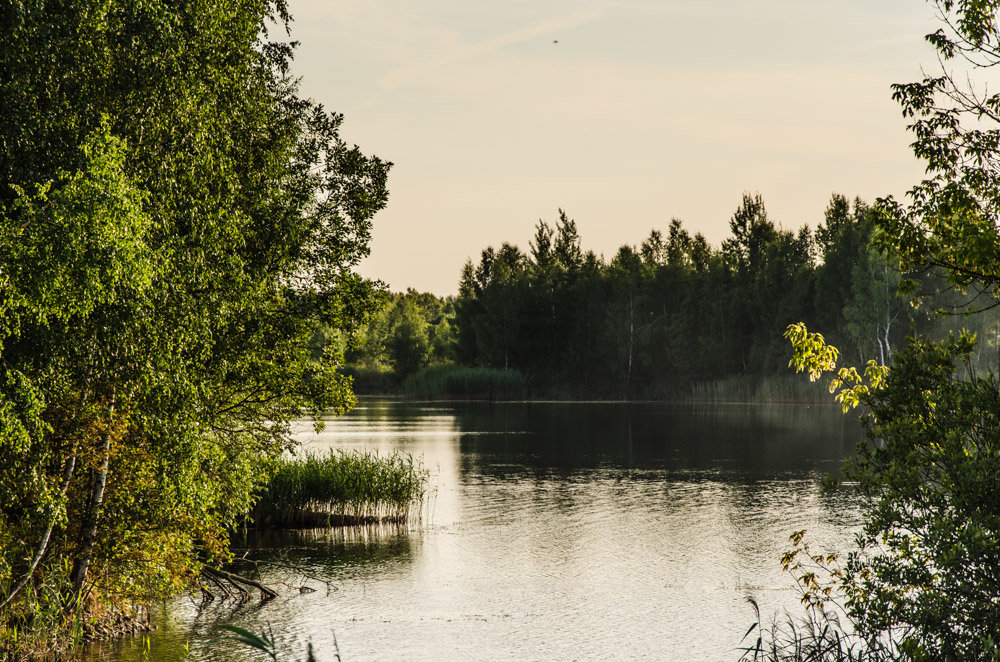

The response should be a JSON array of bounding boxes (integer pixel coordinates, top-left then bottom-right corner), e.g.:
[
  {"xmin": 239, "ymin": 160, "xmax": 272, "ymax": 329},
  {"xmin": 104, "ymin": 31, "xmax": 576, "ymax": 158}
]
[{"xmin": 84, "ymin": 400, "xmax": 864, "ymax": 662}]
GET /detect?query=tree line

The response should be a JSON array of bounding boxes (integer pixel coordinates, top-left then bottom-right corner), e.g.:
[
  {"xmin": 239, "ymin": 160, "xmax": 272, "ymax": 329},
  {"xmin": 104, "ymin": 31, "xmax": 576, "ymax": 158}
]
[
  {"xmin": 339, "ymin": 289, "xmax": 458, "ymax": 382},
  {"xmin": 351, "ymin": 194, "xmax": 999, "ymax": 398}
]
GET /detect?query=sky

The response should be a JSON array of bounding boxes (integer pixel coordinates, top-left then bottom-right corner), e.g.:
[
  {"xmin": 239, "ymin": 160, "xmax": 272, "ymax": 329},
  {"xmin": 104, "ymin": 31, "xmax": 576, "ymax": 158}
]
[{"xmin": 284, "ymin": 0, "xmax": 940, "ymax": 295}]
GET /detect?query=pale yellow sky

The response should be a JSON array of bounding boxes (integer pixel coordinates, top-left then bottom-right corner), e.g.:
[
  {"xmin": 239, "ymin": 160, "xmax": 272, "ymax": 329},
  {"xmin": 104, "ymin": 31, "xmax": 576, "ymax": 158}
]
[{"xmin": 286, "ymin": 0, "xmax": 937, "ymax": 295}]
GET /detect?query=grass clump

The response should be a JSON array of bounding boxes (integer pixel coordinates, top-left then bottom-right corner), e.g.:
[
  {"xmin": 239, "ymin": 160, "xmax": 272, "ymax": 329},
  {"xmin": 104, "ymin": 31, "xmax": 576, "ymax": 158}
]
[
  {"xmin": 738, "ymin": 598, "xmax": 893, "ymax": 662},
  {"xmin": 403, "ymin": 363, "xmax": 527, "ymax": 400},
  {"xmin": 250, "ymin": 450, "xmax": 429, "ymax": 528}
]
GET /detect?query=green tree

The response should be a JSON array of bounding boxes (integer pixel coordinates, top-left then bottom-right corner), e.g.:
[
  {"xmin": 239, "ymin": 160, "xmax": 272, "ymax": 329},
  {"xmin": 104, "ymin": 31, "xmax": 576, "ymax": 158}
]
[
  {"xmin": 343, "ymin": 289, "xmax": 455, "ymax": 373},
  {"xmin": 785, "ymin": 327, "xmax": 1000, "ymax": 660},
  {"xmin": 848, "ymin": 335, "xmax": 1000, "ymax": 659},
  {"xmin": 774, "ymin": 2, "xmax": 1000, "ymax": 658},
  {"xmin": 552, "ymin": 209, "xmax": 584, "ymax": 271},
  {"xmin": 0, "ymin": 0, "xmax": 388, "ymax": 652},
  {"xmin": 456, "ymin": 244, "xmax": 530, "ymax": 371},
  {"xmin": 814, "ymin": 195, "xmax": 875, "ymax": 354},
  {"xmin": 876, "ymin": 0, "xmax": 1000, "ymax": 303},
  {"xmin": 523, "ymin": 210, "xmax": 588, "ymax": 387},
  {"xmin": 387, "ymin": 300, "xmax": 432, "ymax": 378},
  {"xmin": 720, "ymin": 193, "xmax": 816, "ymax": 375},
  {"xmin": 853, "ymin": 2, "xmax": 1000, "ymax": 650}
]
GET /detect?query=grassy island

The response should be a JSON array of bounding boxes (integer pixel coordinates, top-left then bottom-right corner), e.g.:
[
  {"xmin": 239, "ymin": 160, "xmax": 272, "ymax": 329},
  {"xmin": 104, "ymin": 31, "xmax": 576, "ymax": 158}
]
[{"xmin": 250, "ymin": 450, "xmax": 429, "ymax": 529}]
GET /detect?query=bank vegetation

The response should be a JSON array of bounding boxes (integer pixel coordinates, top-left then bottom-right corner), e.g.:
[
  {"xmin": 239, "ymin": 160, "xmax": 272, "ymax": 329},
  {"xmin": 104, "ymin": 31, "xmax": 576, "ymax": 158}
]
[{"xmin": 0, "ymin": 0, "xmax": 389, "ymax": 658}]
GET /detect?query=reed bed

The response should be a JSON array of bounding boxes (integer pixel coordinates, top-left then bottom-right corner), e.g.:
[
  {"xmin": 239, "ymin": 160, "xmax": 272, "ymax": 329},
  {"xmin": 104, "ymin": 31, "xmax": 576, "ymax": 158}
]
[
  {"xmin": 685, "ymin": 374, "xmax": 831, "ymax": 404},
  {"xmin": 250, "ymin": 450, "xmax": 429, "ymax": 529},
  {"xmin": 403, "ymin": 363, "xmax": 527, "ymax": 400}
]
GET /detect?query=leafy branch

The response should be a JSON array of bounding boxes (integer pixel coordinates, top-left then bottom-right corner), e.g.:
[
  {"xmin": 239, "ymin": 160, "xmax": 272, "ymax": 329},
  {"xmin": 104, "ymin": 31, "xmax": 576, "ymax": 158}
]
[{"xmin": 784, "ymin": 322, "xmax": 888, "ymax": 412}]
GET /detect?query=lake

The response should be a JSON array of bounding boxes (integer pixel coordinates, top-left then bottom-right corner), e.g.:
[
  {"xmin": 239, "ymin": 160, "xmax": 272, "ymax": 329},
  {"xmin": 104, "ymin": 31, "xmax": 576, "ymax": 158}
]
[{"xmin": 84, "ymin": 399, "xmax": 864, "ymax": 661}]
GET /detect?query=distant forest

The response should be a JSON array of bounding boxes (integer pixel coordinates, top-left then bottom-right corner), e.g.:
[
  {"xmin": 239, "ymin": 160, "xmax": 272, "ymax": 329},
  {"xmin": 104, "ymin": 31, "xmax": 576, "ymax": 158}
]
[{"xmin": 335, "ymin": 193, "xmax": 1000, "ymax": 399}]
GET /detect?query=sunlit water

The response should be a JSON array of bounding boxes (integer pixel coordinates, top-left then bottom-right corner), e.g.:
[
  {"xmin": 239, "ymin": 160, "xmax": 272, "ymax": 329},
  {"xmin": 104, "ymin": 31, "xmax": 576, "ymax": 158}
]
[{"xmin": 84, "ymin": 400, "xmax": 863, "ymax": 661}]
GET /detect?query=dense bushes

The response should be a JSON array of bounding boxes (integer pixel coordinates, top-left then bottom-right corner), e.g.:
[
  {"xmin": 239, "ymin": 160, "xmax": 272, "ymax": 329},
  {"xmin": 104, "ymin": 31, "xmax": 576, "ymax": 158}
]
[{"xmin": 0, "ymin": 1, "xmax": 388, "ymax": 656}]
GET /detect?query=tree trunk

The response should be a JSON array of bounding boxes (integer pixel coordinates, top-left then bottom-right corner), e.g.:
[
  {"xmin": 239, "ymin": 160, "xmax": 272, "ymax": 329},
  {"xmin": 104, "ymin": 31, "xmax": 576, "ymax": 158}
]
[
  {"xmin": 0, "ymin": 451, "xmax": 77, "ymax": 610},
  {"xmin": 10, "ymin": 375, "xmax": 95, "ymax": 611},
  {"xmin": 66, "ymin": 401, "xmax": 115, "ymax": 611},
  {"xmin": 626, "ymin": 295, "xmax": 634, "ymax": 391},
  {"xmin": 882, "ymin": 320, "xmax": 892, "ymax": 363}
]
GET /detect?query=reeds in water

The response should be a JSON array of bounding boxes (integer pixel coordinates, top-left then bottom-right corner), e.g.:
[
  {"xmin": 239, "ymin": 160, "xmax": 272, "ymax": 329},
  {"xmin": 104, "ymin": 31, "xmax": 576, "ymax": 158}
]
[
  {"xmin": 685, "ymin": 375, "xmax": 832, "ymax": 404},
  {"xmin": 403, "ymin": 363, "xmax": 527, "ymax": 400},
  {"xmin": 250, "ymin": 450, "xmax": 429, "ymax": 529}
]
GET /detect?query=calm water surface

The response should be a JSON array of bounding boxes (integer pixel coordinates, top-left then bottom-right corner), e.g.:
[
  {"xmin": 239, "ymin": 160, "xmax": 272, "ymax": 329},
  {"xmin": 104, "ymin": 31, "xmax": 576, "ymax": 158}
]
[{"xmin": 85, "ymin": 399, "xmax": 863, "ymax": 661}]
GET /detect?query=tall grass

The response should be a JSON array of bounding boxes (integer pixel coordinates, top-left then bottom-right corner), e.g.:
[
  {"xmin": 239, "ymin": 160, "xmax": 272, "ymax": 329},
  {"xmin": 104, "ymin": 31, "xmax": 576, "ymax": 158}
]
[
  {"xmin": 250, "ymin": 450, "xmax": 429, "ymax": 528},
  {"xmin": 403, "ymin": 363, "xmax": 527, "ymax": 400},
  {"xmin": 684, "ymin": 375, "xmax": 831, "ymax": 404},
  {"xmin": 738, "ymin": 598, "xmax": 894, "ymax": 662}
]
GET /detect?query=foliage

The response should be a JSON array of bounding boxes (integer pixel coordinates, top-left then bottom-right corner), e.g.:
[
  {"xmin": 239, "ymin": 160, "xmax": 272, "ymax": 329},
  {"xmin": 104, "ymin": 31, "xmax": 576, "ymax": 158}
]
[
  {"xmin": 386, "ymin": 300, "xmax": 433, "ymax": 378},
  {"xmin": 844, "ymin": 334, "xmax": 1000, "ymax": 659},
  {"xmin": 779, "ymin": 330, "xmax": 1000, "ymax": 659},
  {"xmin": 845, "ymin": 3, "xmax": 1000, "ymax": 655},
  {"xmin": 842, "ymin": 246, "xmax": 904, "ymax": 366},
  {"xmin": 0, "ymin": 0, "xmax": 388, "ymax": 655},
  {"xmin": 785, "ymin": 323, "xmax": 889, "ymax": 411},
  {"xmin": 767, "ymin": 4, "xmax": 1000, "ymax": 655},
  {"xmin": 344, "ymin": 289, "xmax": 457, "ymax": 382},
  {"xmin": 874, "ymin": 0, "xmax": 1000, "ymax": 306}
]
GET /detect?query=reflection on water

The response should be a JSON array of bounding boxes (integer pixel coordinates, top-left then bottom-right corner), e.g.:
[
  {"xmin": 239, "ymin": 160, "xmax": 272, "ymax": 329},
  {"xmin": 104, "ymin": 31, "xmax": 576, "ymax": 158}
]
[{"xmin": 84, "ymin": 400, "xmax": 863, "ymax": 662}]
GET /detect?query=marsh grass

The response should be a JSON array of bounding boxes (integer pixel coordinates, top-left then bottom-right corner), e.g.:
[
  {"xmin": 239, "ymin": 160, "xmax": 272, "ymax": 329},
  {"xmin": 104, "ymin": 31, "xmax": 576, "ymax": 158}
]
[
  {"xmin": 738, "ymin": 598, "xmax": 894, "ymax": 662},
  {"xmin": 403, "ymin": 364, "xmax": 527, "ymax": 400},
  {"xmin": 250, "ymin": 450, "xmax": 429, "ymax": 529},
  {"xmin": 685, "ymin": 375, "xmax": 831, "ymax": 404}
]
